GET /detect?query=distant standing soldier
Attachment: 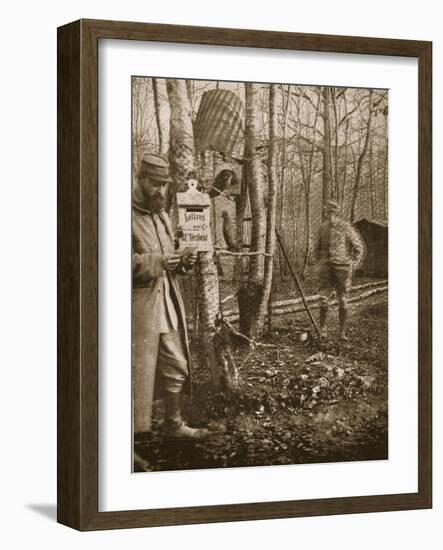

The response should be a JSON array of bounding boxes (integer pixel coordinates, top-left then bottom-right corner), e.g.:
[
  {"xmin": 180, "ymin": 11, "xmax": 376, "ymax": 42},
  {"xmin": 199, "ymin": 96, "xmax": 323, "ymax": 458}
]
[
  {"xmin": 314, "ymin": 201, "xmax": 365, "ymax": 340},
  {"xmin": 132, "ymin": 153, "xmax": 209, "ymax": 444}
]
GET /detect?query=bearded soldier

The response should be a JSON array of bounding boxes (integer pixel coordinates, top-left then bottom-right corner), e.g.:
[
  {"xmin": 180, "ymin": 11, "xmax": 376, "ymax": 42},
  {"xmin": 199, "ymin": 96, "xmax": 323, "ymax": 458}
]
[
  {"xmin": 132, "ymin": 153, "xmax": 209, "ymax": 444},
  {"xmin": 315, "ymin": 201, "xmax": 365, "ymax": 340}
]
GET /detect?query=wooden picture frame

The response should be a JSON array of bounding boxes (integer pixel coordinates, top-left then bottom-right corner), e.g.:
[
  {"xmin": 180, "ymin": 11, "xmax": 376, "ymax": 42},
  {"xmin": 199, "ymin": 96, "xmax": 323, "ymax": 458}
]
[{"xmin": 57, "ymin": 19, "xmax": 432, "ymax": 530}]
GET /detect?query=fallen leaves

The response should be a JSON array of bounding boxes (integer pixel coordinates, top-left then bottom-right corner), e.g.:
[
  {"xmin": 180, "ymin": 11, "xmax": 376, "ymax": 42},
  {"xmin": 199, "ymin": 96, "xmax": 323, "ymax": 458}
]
[{"xmin": 134, "ymin": 296, "xmax": 388, "ymax": 472}]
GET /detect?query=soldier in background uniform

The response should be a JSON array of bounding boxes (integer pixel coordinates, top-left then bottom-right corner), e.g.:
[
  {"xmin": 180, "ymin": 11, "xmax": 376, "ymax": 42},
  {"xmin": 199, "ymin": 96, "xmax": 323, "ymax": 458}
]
[
  {"xmin": 314, "ymin": 201, "xmax": 365, "ymax": 340},
  {"xmin": 132, "ymin": 153, "xmax": 209, "ymax": 446}
]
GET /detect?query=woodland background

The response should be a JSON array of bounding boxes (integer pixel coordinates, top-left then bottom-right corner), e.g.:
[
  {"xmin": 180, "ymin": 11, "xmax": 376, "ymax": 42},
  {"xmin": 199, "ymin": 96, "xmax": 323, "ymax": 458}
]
[
  {"xmin": 132, "ymin": 77, "xmax": 390, "ymax": 471},
  {"xmin": 133, "ymin": 78, "xmax": 388, "ymax": 278},
  {"xmin": 4, "ymin": 0, "xmax": 441, "ymax": 547}
]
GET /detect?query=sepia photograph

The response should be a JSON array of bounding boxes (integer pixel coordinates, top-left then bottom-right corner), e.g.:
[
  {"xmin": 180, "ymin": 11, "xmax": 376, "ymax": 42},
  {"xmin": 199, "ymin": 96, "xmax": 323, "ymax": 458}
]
[{"xmin": 131, "ymin": 76, "xmax": 389, "ymax": 473}]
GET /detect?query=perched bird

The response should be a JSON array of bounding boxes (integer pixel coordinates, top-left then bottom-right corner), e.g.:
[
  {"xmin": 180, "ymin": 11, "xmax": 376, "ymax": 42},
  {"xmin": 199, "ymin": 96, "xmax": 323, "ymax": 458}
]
[
  {"xmin": 210, "ymin": 169, "xmax": 238, "ymax": 198},
  {"xmin": 222, "ymin": 210, "xmax": 238, "ymax": 252}
]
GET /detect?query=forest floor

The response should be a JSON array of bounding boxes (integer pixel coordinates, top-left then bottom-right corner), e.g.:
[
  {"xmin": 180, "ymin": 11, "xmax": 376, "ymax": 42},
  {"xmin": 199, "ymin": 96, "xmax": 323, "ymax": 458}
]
[{"xmin": 134, "ymin": 292, "xmax": 388, "ymax": 472}]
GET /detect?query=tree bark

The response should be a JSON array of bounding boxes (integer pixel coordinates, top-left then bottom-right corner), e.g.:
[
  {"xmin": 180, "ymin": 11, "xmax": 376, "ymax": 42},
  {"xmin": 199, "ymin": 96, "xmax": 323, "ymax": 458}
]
[
  {"xmin": 253, "ymin": 84, "xmax": 278, "ymax": 337},
  {"xmin": 167, "ymin": 79, "xmax": 235, "ymax": 389},
  {"xmin": 166, "ymin": 80, "xmax": 194, "ymax": 194},
  {"xmin": 276, "ymin": 85, "xmax": 292, "ymax": 280},
  {"xmin": 152, "ymin": 78, "xmax": 169, "ymax": 157},
  {"xmin": 322, "ymin": 86, "xmax": 334, "ymax": 220},
  {"xmin": 300, "ymin": 91, "xmax": 322, "ymax": 277},
  {"xmin": 132, "ymin": 78, "xmax": 153, "ymax": 174},
  {"xmin": 235, "ymin": 167, "xmax": 248, "ymax": 282},
  {"xmin": 383, "ymin": 112, "xmax": 389, "ymax": 219},
  {"xmin": 351, "ymin": 90, "xmax": 374, "ymax": 222},
  {"xmin": 339, "ymin": 90, "xmax": 350, "ymax": 217},
  {"xmin": 331, "ymin": 87, "xmax": 339, "ymax": 200},
  {"xmin": 369, "ymin": 127, "xmax": 375, "ymax": 218},
  {"xmin": 194, "ymin": 251, "xmax": 222, "ymax": 387},
  {"xmin": 238, "ymin": 83, "xmax": 266, "ymax": 337},
  {"xmin": 245, "ymin": 84, "xmax": 266, "ymax": 283}
]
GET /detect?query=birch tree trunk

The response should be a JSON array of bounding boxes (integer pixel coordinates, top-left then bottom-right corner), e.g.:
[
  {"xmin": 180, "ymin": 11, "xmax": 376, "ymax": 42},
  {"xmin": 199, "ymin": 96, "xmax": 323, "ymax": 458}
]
[
  {"xmin": 351, "ymin": 90, "xmax": 374, "ymax": 221},
  {"xmin": 152, "ymin": 78, "xmax": 169, "ymax": 157},
  {"xmin": 383, "ymin": 111, "xmax": 389, "ymax": 219},
  {"xmin": 166, "ymin": 80, "xmax": 194, "ymax": 193},
  {"xmin": 238, "ymin": 83, "xmax": 266, "ymax": 338},
  {"xmin": 331, "ymin": 87, "xmax": 339, "ymax": 199},
  {"xmin": 339, "ymin": 90, "xmax": 350, "ymax": 216},
  {"xmin": 369, "ymin": 129, "xmax": 375, "ymax": 218},
  {"xmin": 322, "ymin": 86, "xmax": 334, "ymax": 220},
  {"xmin": 277, "ymin": 85, "xmax": 291, "ymax": 279},
  {"xmin": 302, "ymin": 91, "xmax": 322, "ymax": 276},
  {"xmin": 167, "ymin": 79, "xmax": 231, "ymax": 389},
  {"xmin": 252, "ymin": 84, "xmax": 278, "ymax": 337},
  {"xmin": 246, "ymin": 84, "xmax": 266, "ymax": 284},
  {"xmin": 235, "ymin": 166, "xmax": 247, "ymax": 282}
]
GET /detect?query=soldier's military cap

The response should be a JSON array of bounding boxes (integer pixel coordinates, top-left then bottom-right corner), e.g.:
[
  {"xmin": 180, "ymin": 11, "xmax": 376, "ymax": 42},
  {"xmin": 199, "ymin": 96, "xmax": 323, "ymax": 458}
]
[{"xmin": 139, "ymin": 153, "xmax": 173, "ymax": 183}]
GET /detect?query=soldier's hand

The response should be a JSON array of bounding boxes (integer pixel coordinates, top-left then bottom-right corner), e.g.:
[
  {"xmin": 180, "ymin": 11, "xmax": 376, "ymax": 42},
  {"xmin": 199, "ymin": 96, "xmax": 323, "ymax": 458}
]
[
  {"xmin": 183, "ymin": 252, "xmax": 197, "ymax": 268},
  {"xmin": 163, "ymin": 254, "xmax": 181, "ymax": 271}
]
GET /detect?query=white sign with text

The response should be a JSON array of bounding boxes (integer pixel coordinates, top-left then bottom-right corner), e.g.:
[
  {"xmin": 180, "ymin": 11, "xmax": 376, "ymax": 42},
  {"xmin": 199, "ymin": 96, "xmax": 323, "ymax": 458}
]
[{"xmin": 177, "ymin": 188, "xmax": 212, "ymax": 252}]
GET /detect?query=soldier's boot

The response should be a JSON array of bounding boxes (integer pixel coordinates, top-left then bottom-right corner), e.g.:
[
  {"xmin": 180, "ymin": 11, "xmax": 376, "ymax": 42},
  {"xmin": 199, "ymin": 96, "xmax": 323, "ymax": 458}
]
[
  {"xmin": 163, "ymin": 391, "xmax": 209, "ymax": 440},
  {"xmin": 339, "ymin": 306, "xmax": 349, "ymax": 341},
  {"xmin": 133, "ymin": 451, "xmax": 151, "ymax": 472},
  {"xmin": 319, "ymin": 304, "xmax": 328, "ymax": 338}
]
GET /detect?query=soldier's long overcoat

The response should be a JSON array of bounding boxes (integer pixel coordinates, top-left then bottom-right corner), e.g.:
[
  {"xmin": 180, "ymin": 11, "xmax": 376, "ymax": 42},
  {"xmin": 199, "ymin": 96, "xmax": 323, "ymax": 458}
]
[{"xmin": 132, "ymin": 202, "xmax": 191, "ymax": 433}]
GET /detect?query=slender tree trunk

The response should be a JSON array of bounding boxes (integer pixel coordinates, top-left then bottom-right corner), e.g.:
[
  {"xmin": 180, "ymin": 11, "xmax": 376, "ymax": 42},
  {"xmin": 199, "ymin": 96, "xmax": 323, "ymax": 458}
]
[
  {"xmin": 279, "ymin": 85, "xmax": 291, "ymax": 187},
  {"xmin": 246, "ymin": 86, "xmax": 266, "ymax": 282},
  {"xmin": 185, "ymin": 80, "xmax": 196, "ymax": 123},
  {"xmin": 194, "ymin": 252, "xmax": 222, "ymax": 388},
  {"xmin": 132, "ymin": 78, "xmax": 152, "ymax": 175},
  {"xmin": 235, "ymin": 167, "xmax": 248, "ymax": 282},
  {"xmin": 331, "ymin": 87, "xmax": 339, "ymax": 199},
  {"xmin": 369, "ymin": 129, "xmax": 375, "ymax": 218},
  {"xmin": 351, "ymin": 90, "xmax": 374, "ymax": 221},
  {"xmin": 238, "ymin": 83, "xmax": 266, "ymax": 337},
  {"xmin": 253, "ymin": 84, "xmax": 278, "ymax": 337},
  {"xmin": 374, "ymin": 147, "xmax": 381, "ymax": 218},
  {"xmin": 166, "ymin": 80, "xmax": 194, "ymax": 207},
  {"xmin": 152, "ymin": 78, "xmax": 169, "ymax": 157},
  {"xmin": 302, "ymin": 187, "xmax": 311, "ymax": 277},
  {"xmin": 384, "ymin": 146, "xmax": 388, "ymax": 219},
  {"xmin": 292, "ymin": 172, "xmax": 298, "ymax": 273},
  {"xmin": 340, "ymin": 91, "xmax": 350, "ymax": 217},
  {"xmin": 302, "ymin": 91, "xmax": 322, "ymax": 276},
  {"xmin": 322, "ymin": 86, "xmax": 334, "ymax": 220},
  {"xmin": 277, "ymin": 85, "xmax": 291, "ymax": 280},
  {"xmin": 383, "ymin": 115, "xmax": 389, "ymax": 219},
  {"xmin": 167, "ymin": 79, "xmax": 234, "ymax": 389}
]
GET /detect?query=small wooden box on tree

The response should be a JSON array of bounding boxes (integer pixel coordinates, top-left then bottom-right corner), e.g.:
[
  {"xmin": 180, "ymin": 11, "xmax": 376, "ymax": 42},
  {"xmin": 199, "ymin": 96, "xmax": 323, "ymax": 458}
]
[{"xmin": 176, "ymin": 186, "xmax": 212, "ymax": 252}]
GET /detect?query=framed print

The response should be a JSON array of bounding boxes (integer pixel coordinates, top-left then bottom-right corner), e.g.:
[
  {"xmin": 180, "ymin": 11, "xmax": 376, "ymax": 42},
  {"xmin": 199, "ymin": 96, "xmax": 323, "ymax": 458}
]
[{"xmin": 57, "ymin": 19, "xmax": 432, "ymax": 530}]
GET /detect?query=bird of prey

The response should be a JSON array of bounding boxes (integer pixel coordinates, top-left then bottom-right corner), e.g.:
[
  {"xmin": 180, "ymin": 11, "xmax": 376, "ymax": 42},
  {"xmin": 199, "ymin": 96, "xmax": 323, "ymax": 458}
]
[{"xmin": 222, "ymin": 210, "xmax": 238, "ymax": 252}]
